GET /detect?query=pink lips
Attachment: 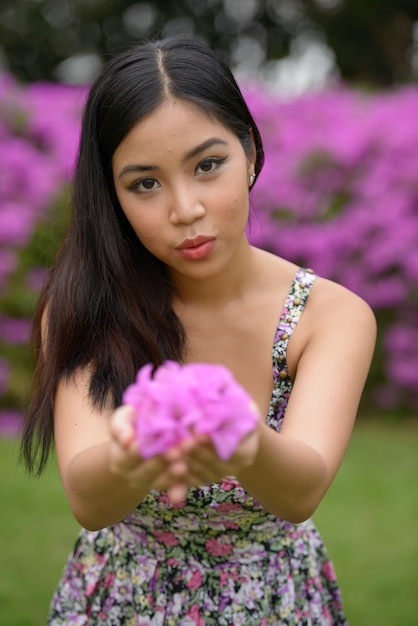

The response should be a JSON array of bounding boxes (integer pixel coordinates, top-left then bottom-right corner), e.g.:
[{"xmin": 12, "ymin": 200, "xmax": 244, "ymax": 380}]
[{"xmin": 175, "ymin": 236, "xmax": 216, "ymax": 260}]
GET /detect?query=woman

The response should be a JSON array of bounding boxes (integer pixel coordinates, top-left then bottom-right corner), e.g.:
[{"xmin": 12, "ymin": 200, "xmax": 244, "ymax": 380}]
[{"xmin": 21, "ymin": 36, "xmax": 376, "ymax": 624}]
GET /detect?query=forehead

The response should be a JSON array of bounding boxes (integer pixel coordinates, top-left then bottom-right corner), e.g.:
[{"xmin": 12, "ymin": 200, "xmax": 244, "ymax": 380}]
[{"xmin": 113, "ymin": 98, "xmax": 234, "ymax": 159}]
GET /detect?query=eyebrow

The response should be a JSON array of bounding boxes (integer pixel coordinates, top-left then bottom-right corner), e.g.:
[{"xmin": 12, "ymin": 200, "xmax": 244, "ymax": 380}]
[
  {"xmin": 183, "ymin": 137, "xmax": 228, "ymax": 162},
  {"xmin": 117, "ymin": 137, "xmax": 228, "ymax": 179}
]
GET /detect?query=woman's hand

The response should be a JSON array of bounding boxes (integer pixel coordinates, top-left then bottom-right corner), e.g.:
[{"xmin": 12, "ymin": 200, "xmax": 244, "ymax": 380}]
[
  {"xmin": 109, "ymin": 404, "xmax": 180, "ymax": 496},
  {"xmin": 109, "ymin": 403, "xmax": 261, "ymax": 504},
  {"xmin": 168, "ymin": 421, "xmax": 261, "ymax": 492}
]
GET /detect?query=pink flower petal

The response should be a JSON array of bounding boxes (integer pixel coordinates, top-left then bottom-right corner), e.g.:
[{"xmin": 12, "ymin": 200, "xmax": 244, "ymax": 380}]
[{"xmin": 122, "ymin": 361, "xmax": 258, "ymax": 459}]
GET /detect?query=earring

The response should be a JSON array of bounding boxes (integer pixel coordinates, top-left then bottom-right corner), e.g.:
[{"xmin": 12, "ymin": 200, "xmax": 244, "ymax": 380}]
[{"xmin": 248, "ymin": 174, "xmax": 255, "ymax": 187}]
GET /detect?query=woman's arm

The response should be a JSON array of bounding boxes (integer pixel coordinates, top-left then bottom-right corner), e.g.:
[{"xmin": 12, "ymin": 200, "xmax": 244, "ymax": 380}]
[
  {"xmin": 185, "ymin": 281, "xmax": 377, "ymax": 522},
  {"xmin": 54, "ymin": 373, "xmax": 185, "ymax": 530},
  {"xmin": 55, "ymin": 280, "xmax": 376, "ymax": 529}
]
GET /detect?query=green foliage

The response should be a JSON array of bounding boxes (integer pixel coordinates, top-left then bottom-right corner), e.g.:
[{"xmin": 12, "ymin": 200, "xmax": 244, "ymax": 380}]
[
  {"xmin": 0, "ymin": 191, "xmax": 70, "ymax": 412},
  {"xmin": 1, "ymin": 0, "xmax": 418, "ymax": 85}
]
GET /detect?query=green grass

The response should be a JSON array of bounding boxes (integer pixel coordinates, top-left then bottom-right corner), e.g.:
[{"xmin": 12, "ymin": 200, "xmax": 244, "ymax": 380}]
[
  {"xmin": 0, "ymin": 440, "xmax": 79, "ymax": 626},
  {"xmin": 314, "ymin": 418, "xmax": 418, "ymax": 625},
  {"xmin": 0, "ymin": 419, "xmax": 417, "ymax": 625}
]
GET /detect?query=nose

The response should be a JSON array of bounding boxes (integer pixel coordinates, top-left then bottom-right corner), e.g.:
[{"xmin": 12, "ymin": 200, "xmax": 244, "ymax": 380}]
[{"xmin": 169, "ymin": 184, "xmax": 206, "ymax": 225}]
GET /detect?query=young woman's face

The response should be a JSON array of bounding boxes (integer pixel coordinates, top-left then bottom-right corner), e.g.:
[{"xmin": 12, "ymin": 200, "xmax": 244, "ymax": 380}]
[{"xmin": 112, "ymin": 98, "xmax": 255, "ymax": 282}]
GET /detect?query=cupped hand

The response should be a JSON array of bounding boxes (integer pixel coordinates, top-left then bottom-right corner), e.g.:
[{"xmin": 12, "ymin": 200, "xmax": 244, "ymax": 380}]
[
  {"xmin": 108, "ymin": 404, "xmax": 186, "ymax": 497},
  {"xmin": 164, "ymin": 417, "xmax": 262, "ymax": 495},
  {"xmin": 109, "ymin": 403, "xmax": 261, "ymax": 505}
]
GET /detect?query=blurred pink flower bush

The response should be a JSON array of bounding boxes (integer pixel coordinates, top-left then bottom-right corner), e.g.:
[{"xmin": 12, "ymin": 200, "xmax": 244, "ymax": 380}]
[
  {"xmin": 0, "ymin": 74, "xmax": 84, "ymax": 253},
  {"xmin": 0, "ymin": 73, "xmax": 86, "ymax": 435},
  {"xmin": 1, "ymin": 74, "xmax": 417, "ymax": 437},
  {"xmin": 123, "ymin": 361, "xmax": 259, "ymax": 460},
  {"xmin": 246, "ymin": 85, "xmax": 418, "ymax": 410}
]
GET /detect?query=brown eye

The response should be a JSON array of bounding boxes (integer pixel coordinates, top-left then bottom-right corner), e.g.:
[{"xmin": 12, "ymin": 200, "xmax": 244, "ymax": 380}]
[
  {"xmin": 199, "ymin": 161, "xmax": 215, "ymax": 172},
  {"xmin": 195, "ymin": 157, "xmax": 227, "ymax": 176},
  {"xmin": 129, "ymin": 177, "xmax": 159, "ymax": 193},
  {"xmin": 141, "ymin": 178, "xmax": 156, "ymax": 190}
]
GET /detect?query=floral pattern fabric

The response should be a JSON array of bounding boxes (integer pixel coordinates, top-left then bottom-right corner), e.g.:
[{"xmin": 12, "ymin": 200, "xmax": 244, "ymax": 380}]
[{"xmin": 48, "ymin": 267, "xmax": 347, "ymax": 625}]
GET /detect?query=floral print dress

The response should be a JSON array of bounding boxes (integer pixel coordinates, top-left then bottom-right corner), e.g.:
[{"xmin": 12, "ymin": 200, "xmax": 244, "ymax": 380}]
[{"xmin": 48, "ymin": 267, "xmax": 347, "ymax": 626}]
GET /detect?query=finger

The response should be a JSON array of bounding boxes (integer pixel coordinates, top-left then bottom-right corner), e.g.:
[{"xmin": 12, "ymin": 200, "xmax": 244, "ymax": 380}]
[
  {"xmin": 122, "ymin": 454, "xmax": 168, "ymax": 490},
  {"xmin": 167, "ymin": 482, "xmax": 187, "ymax": 504},
  {"xmin": 164, "ymin": 435, "xmax": 200, "ymax": 462},
  {"xmin": 110, "ymin": 404, "xmax": 137, "ymax": 448},
  {"xmin": 109, "ymin": 440, "xmax": 141, "ymax": 473},
  {"xmin": 168, "ymin": 459, "xmax": 188, "ymax": 478},
  {"xmin": 177, "ymin": 434, "xmax": 206, "ymax": 453},
  {"xmin": 164, "ymin": 444, "xmax": 184, "ymax": 463},
  {"xmin": 187, "ymin": 457, "xmax": 221, "ymax": 486},
  {"xmin": 229, "ymin": 428, "xmax": 260, "ymax": 468}
]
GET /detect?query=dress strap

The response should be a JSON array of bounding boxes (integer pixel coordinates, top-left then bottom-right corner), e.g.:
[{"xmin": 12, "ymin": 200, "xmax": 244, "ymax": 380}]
[{"xmin": 272, "ymin": 268, "xmax": 316, "ymax": 382}]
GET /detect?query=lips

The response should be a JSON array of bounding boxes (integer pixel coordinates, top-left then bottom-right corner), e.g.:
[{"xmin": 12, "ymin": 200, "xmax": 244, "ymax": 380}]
[
  {"xmin": 176, "ymin": 235, "xmax": 214, "ymax": 250},
  {"xmin": 175, "ymin": 235, "xmax": 216, "ymax": 260}
]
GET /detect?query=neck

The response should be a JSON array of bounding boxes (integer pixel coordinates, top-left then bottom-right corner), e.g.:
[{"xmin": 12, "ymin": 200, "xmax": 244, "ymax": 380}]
[{"xmin": 171, "ymin": 240, "xmax": 259, "ymax": 308}]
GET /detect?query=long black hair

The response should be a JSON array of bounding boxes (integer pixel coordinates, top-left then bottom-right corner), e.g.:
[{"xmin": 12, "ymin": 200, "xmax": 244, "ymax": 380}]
[{"xmin": 21, "ymin": 35, "xmax": 265, "ymax": 475}]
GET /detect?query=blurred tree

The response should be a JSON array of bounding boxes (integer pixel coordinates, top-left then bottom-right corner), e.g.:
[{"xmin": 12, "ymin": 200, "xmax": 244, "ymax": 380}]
[
  {"xmin": 305, "ymin": 0, "xmax": 418, "ymax": 84},
  {"xmin": 0, "ymin": 0, "xmax": 417, "ymax": 85}
]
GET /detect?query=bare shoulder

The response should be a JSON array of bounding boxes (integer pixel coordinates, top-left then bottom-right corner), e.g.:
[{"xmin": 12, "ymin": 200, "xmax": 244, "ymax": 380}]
[
  {"xmin": 252, "ymin": 248, "xmax": 376, "ymax": 331},
  {"xmin": 273, "ymin": 267, "xmax": 377, "ymax": 377},
  {"xmin": 296, "ymin": 274, "xmax": 377, "ymax": 373},
  {"xmin": 251, "ymin": 247, "xmax": 301, "ymax": 292},
  {"xmin": 309, "ymin": 275, "xmax": 376, "ymax": 333}
]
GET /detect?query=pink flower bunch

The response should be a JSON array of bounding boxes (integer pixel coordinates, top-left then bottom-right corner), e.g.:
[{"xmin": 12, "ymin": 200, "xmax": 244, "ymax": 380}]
[{"xmin": 122, "ymin": 361, "xmax": 259, "ymax": 460}]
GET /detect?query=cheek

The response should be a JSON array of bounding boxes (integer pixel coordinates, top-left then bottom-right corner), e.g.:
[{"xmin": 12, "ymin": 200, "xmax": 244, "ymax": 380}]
[
  {"xmin": 123, "ymin": 210, "xmax": 160, "ymax": 247},
  {"xmin": 212, "ymin": 180, "xmax": 247, "ymax": 209},
  {"xmin": 219, "ymin": 189, "xmax": 250, "ymax": 224},
  {"xmin": 132, "ymin": 222, "xmax": 160, "ymax": 247}
]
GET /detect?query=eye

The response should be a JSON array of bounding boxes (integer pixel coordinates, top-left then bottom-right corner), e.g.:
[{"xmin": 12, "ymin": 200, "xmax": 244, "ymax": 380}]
[
  {"xmin": 195, "ymin": 157, "xmax": 227, "ymax": 176},
  {"xmin": 128, "ymin": 177, "xmax": 160, "ymax": 193}
]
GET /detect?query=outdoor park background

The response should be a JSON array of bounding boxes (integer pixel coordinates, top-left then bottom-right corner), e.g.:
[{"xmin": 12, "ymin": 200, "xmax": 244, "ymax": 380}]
[{"xmin": 0, "ymin": 1, "xmax": 417, "ymax": 624}]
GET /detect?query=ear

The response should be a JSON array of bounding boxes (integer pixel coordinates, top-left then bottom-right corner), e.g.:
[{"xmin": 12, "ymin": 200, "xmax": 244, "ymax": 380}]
[{"xmin": 247, "ymin": 127, "xmax": 257, "ymax": 175}]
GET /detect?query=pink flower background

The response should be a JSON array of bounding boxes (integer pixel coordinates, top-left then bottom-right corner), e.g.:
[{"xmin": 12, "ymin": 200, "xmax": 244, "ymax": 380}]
[{"xmin": 1, "ymin": 73, "xmax": 417, "ymax": 436}]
